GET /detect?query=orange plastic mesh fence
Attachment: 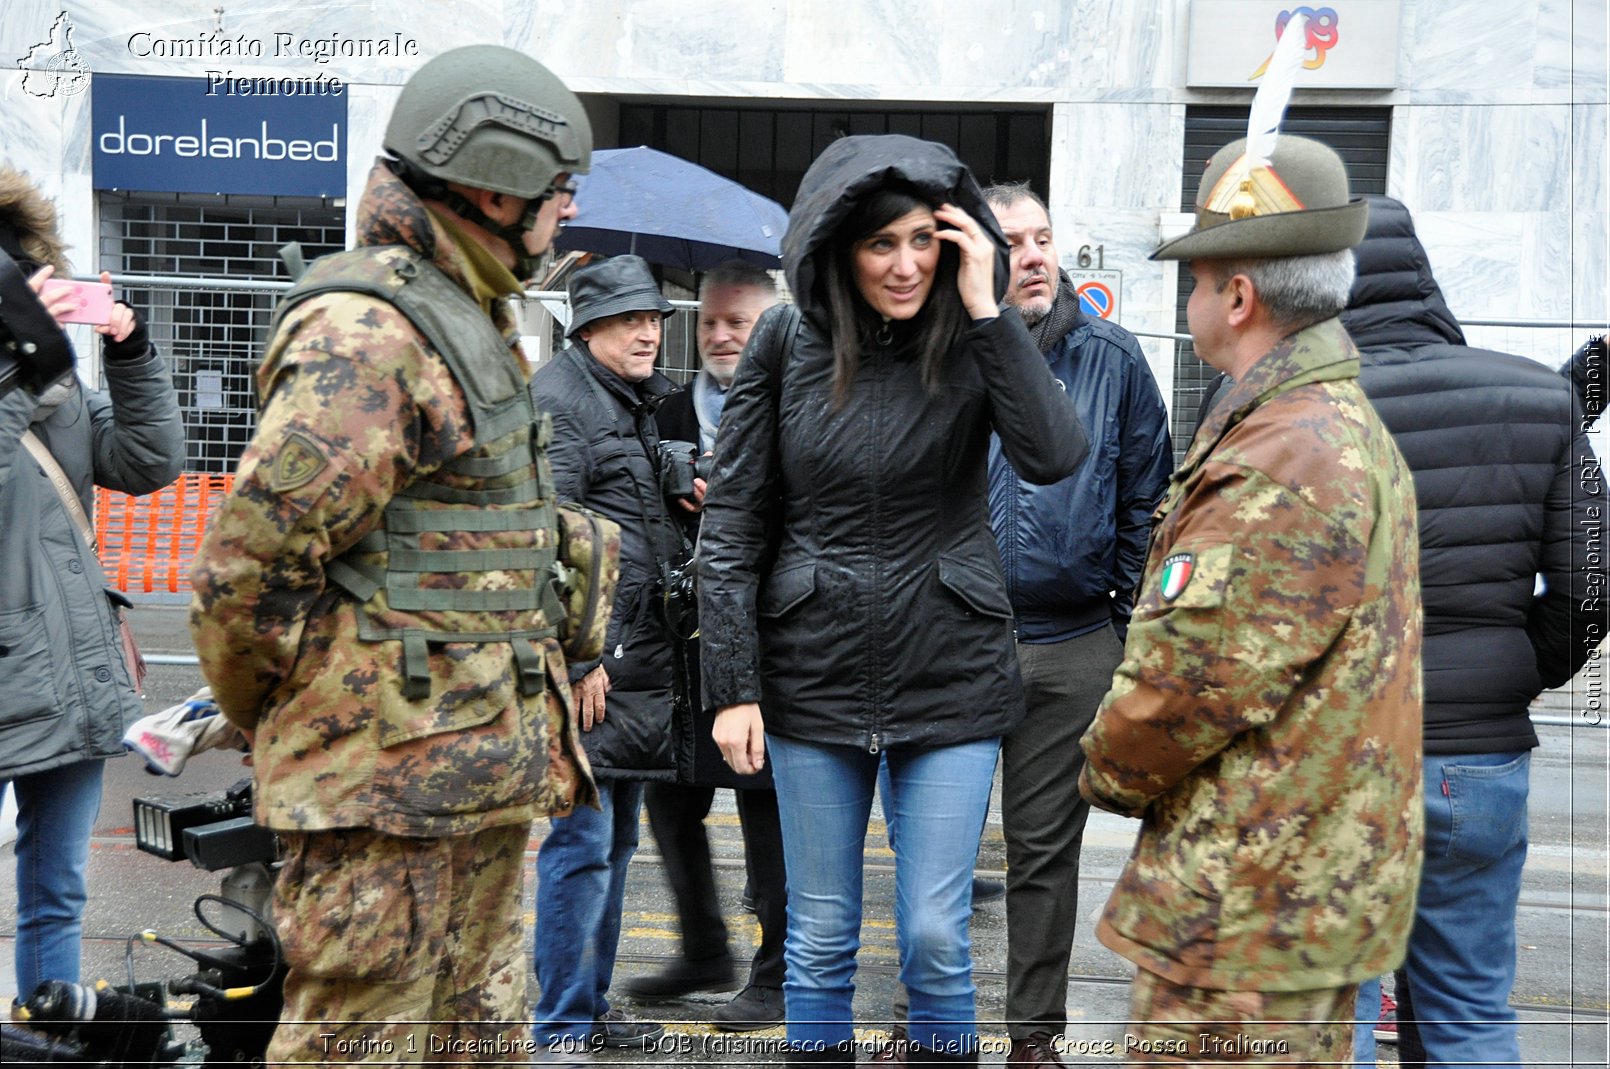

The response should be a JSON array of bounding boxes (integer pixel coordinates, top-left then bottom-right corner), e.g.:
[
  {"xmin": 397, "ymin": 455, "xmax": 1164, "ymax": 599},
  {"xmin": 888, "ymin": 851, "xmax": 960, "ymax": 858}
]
[{"xmin": 94, "ymin": 473, "xmax": 234, "ymax": 595}]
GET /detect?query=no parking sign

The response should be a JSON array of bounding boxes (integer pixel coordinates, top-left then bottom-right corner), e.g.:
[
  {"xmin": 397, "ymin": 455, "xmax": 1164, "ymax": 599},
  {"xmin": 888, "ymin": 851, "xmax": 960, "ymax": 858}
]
[{"xmin": 1066, "ymin": 269, "xmax": 1122, "ymax": 322}]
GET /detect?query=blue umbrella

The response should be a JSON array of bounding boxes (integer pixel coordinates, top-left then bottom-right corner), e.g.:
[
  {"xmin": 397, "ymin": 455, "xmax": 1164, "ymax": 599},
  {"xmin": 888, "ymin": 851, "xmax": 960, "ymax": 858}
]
[{"xmin": 559, "ymin": 146, "xmax": 789, "ymax": 271}]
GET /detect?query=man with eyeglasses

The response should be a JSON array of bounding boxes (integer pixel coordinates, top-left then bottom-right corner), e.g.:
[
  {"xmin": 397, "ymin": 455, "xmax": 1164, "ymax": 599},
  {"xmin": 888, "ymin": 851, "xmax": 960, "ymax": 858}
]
[
  {"xmin": 528, "ymin": 254, "xmax": 692, "ymax": 1057},
  {"xmin": 190, "ymin": 45, "xmax": 596, "ymax": 1062}
]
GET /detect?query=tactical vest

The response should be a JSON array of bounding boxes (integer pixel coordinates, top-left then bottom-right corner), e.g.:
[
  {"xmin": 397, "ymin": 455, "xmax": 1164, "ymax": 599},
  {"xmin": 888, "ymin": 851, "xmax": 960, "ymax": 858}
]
[{"xmin": 270, "ymin": 245, "xmax": 563, "ymax": 700}]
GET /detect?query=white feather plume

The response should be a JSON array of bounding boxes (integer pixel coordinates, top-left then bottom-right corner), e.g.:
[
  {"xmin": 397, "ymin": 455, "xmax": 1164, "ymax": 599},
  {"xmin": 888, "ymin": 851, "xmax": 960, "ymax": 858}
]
[{"xmin": 1246, "ymin": 12, "xmax": 1310, "ymax": 166}]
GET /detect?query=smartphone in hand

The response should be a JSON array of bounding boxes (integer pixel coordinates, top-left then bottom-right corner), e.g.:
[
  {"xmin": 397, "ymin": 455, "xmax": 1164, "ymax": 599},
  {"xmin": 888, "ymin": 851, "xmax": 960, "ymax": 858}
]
[{"xmin": 42, "ymin": 279, "xmax": 114, "ymax": 326}]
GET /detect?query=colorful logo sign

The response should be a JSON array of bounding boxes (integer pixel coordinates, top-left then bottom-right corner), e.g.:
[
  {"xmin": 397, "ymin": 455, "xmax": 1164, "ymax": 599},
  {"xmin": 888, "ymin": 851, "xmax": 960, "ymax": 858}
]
[{"xmin": 1250, "ymin": 6, "xmax": 1340, "ymax": 79}]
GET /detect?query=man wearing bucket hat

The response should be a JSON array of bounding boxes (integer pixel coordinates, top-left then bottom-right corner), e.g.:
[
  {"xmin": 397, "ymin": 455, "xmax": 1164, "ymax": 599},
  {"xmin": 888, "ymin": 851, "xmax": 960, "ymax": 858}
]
[
  {"xmin": 529, "ymin": 254, "xmax": 686, "ymax": 1053},
  {"xmin": 1077, "ymin": 134, "xmax": 1425, "ymax": 1060},
  {"xmin": 191, "ymin": 43, "xmax": 596, "ymax": 1062}
]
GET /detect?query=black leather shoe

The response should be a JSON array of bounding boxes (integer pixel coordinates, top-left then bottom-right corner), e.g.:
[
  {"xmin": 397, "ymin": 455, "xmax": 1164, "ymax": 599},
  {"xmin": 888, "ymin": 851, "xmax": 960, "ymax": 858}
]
[
  {"xmin": 711, "ymin": 984, "xmax": 784, "ymax": 1032},
  {"xmin": 970, "ymin": 877, "xmax": 1006, "ymax": 908},
  {"xmin": 861, "ymin": 1025, "xmax": 908, "ymax": 1066},
  {"xmin": 1007, "ymin": 1033, "xmax": 1065, "ymax": 1066},
  {"xmin": 623, "ymin": 955, "xmax": 740, "ymax": 1000},
  {"xmin": 908, "ymin": 1042, "xmax": 978, "ymax": 1066},
  {"xmin": 788, "ymin": 1039, "xmax": 857, "ymax": 1066},
  {"xmin": 591, "ymin": 1008, "xmax": 665, "ymax": 1048}
]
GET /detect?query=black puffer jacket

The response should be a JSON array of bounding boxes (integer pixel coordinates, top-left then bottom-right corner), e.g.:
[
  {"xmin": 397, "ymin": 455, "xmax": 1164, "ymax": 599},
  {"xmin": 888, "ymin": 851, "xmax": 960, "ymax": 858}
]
[
  {"xmin": 697, "ymin": 135, "xmax": 1088, "ymax": 752},
  {"xmin": 1344, "ymin": 196, "xmax": 1604, "ymax": 754},
  {"xmin": 530, "ymin": 345, "xmax": 686, "ymax": 780}
]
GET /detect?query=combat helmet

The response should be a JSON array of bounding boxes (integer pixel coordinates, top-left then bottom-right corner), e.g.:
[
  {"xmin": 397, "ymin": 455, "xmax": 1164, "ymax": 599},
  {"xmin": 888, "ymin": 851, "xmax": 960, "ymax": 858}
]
[{"xmin": 386, "ymin": 44, "xmax": 592, "ymax": 200}]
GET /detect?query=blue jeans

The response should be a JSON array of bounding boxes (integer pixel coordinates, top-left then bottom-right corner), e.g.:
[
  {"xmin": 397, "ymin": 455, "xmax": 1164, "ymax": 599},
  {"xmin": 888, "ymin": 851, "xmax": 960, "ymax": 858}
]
[
  {"xmin": 3, "ymin": 759, "xmax": 106, "ymax": 997},
  {"xmin": 1402, "ymin": 751, "xmax": 1529, "ymax": 1067},
  {"xmin": 533, "ymin": 778, "xmax": 645, "ymax": 1045},
  {"xmin": 1353, "ymin": 976, "xmax": 1380, "ymax": 1065},
  {"xmin": 768, "ymin": 734, "xmax": 999, "ymax": 1055}
]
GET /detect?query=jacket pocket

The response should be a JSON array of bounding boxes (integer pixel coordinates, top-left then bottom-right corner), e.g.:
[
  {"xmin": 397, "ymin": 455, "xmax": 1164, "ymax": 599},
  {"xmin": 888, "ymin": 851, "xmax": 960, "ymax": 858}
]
[
  {"xmin": 0, "ymin": 604, "xmax": 62, "ymax": 728},
  {"xmin": 376, "ymin": 641, "xmax": 526, "ymax": 748},
  {"xmin": 604, "ymin": 570, "xmax": 653, "ymax": 660},
  {"xmin": 1126, "ymin": 543, "xmax": 1235, "ymax": 683},
  {"xmin": 759, "ymin": 562, "xmax": 816, "ymax": 619},
  {"xmin": 936, "ymin": 554, "xmax": 1013, "ymax": 619}
]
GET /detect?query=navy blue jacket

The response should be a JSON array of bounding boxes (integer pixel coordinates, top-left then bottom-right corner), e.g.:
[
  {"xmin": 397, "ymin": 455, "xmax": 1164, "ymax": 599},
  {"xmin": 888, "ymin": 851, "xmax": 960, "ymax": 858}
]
[{"xmin": 989, "ymin": 307, "xmax": 1172, "ymax": 643}]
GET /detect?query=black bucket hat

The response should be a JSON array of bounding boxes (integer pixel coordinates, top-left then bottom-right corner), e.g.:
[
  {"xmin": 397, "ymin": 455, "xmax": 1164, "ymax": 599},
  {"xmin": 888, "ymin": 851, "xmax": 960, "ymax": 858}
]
[{"xmin": 566, "ymin": 254, "xmax": 675, "ymax": 338}]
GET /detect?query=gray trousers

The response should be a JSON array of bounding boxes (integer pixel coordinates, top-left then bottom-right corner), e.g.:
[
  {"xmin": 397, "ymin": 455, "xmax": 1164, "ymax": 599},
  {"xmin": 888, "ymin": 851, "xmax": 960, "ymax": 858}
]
[{"xmin": 1002, "ymin": 625, "xmax": 1124, "ymax": 1038}]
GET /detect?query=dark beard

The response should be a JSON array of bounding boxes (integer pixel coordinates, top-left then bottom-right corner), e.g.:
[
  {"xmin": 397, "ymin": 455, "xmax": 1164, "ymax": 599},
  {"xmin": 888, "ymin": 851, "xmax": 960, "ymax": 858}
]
[{"xmin": 1025, "ymin": 270, "xmax": 1082, "ymax": 352}]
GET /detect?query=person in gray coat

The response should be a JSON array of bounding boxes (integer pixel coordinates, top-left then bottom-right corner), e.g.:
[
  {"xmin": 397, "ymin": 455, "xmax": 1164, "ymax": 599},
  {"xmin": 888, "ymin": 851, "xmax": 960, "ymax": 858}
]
[{"xmin": 0, "ymin": 168, "xmax": 184, "ymax": 1000}]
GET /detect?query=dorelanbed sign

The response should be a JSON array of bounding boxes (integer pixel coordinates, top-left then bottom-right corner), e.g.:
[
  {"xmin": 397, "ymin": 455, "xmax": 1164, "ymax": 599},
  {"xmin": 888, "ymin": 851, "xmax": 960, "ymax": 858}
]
[{"xmin": 93, "ymin": 73, "xmax": 346, "ymax": 197}]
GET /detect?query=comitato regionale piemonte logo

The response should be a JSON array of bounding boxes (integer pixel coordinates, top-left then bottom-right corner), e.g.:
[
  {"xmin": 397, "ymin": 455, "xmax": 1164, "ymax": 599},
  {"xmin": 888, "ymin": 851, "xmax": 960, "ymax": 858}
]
[{"xmin": 18, "ymin": 11, "xmax": 90, "ymax": 99}]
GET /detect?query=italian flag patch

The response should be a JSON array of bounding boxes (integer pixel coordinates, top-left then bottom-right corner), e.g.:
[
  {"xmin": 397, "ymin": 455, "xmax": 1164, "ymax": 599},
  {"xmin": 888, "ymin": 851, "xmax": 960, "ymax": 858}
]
[{"xmin": 1158, "ymin": 553, "xmax": 1195, "ymax": 601}]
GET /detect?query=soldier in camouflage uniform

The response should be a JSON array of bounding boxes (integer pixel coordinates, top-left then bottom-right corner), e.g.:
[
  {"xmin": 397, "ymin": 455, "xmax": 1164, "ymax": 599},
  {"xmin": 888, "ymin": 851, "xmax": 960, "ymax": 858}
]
[
  {"xmin": 1078, "ymin": 136, "xmax": 1424, "ymax": 1063},
  {"xmin": 189, "ymin": 46, "xmax": 597, "ymax": 1063}
]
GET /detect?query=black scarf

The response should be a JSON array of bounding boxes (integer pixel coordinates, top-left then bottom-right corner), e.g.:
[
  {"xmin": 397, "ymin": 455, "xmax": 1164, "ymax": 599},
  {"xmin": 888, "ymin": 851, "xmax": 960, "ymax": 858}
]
[{"xmin": 1026, "ymin": 269, "xmax": 1083, "ymax": 353}]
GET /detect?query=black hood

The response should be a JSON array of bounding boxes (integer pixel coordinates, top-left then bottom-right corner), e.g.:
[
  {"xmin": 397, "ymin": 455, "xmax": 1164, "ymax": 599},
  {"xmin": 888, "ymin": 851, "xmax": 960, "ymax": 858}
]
[
  {"xmin": 781, "ymin": 134, "xmax": 1009, "ymax": 327},
  {"xmin": 1342, "ymin": 195, "xmax": 1465, "ymax": 350}
]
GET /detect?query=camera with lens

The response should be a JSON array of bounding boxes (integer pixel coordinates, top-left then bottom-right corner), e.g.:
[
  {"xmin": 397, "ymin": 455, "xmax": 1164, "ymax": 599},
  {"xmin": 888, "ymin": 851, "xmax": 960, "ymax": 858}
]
[
  {"xmin": 658, "ymin": 439, "xmax": 714, "ymax": 501},
  {"xmin": 117, "ymin": 778, "xmax": 287, "ymax": 1066},
  {"xmin": 659, "ymin": 556, "xmax": 700, "ymax": 643}
]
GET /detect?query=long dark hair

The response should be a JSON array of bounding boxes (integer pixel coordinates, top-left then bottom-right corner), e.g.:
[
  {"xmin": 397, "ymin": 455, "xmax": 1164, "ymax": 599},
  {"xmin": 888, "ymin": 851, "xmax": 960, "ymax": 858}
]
[{"xmin": 821, "ymin": 185, "xmax": 965, "ymax": 408}]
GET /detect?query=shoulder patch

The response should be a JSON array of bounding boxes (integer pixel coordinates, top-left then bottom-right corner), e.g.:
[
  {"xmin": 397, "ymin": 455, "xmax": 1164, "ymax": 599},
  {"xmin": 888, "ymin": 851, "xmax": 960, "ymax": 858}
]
[
  {"xmin": 269, "ymin": 432, "xmax": 331, "ymax": 492},
  {"xmin": 1158, "ymin": 552, "xmax": 1195, "ymax": 601}
]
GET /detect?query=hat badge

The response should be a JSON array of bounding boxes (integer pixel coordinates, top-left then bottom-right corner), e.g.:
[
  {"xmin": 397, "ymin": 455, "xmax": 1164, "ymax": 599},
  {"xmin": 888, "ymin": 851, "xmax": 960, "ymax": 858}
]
[{"xmin": 1207, "ymin": 10, "xmax": 1311, "ymax": 223}]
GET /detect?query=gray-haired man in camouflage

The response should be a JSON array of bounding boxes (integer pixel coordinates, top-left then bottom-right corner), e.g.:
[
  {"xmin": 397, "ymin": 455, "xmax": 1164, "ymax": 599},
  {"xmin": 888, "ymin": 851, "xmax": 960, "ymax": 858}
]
[{"xmin": 1079, "ymin": 136, "xmax": 1424, "ymax": 1063}]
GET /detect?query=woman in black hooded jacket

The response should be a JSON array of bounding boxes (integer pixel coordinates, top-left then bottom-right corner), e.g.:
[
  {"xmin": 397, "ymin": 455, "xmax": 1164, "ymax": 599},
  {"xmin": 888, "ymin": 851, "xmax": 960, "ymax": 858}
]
[{"xmin": 696, "ymin": 135, "xmax": 1086, "ymax": 1064}]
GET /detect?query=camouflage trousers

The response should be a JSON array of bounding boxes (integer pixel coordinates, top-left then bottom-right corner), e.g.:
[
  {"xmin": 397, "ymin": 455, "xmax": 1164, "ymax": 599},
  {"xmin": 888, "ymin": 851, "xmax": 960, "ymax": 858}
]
[
  {"xmin": 1124, "ymin": 967, "xmax": 1358, "ymax": 1065},
  {"xmin": 265, "ymin": 823, "xmax": 533, "ymax": 1065}
]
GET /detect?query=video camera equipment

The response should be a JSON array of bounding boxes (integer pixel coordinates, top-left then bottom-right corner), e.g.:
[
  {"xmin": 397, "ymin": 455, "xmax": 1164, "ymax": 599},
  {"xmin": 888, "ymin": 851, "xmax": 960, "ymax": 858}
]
[
  {"xmin": 134, "ymin": 778, "xmax": 275, "ymax": 873},
  {"xmin": 7, "ymin": 979, "xmax": 182, "ymax": 1067},
  {"xmin": 5, "ymin": 779, "xmax": 285, "ymax": 1068},
  {"xmin": 658, "ymin": 438, "xmax": 713, "ymax": 501},
  {"xmin": 123, "ymin": 778, "xmax": 284, "ymax": 1069},
  {"xmin": 0, "ymin": 248, "xmax": 75, "ymax": 401}
]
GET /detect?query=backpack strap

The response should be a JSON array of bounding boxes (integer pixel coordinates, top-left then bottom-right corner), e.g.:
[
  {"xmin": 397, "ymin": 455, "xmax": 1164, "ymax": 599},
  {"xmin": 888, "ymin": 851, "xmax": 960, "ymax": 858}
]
[{"xmin": 278, "ymin": 242, "xmax": 308, "ymax": 283}]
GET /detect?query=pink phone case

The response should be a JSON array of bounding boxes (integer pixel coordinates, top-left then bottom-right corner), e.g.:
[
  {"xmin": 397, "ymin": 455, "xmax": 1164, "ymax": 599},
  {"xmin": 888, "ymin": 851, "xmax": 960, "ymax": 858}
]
[{"xmin": 44, "ymin": 279, "xmax": 115, "ymax": 325}]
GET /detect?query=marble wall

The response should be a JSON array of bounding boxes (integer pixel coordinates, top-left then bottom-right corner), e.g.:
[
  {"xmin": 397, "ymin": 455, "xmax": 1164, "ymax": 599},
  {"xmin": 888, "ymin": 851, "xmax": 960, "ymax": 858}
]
[{"xmin": 2, "ymin": 0, "xmax": 1604, "ymax": 402}]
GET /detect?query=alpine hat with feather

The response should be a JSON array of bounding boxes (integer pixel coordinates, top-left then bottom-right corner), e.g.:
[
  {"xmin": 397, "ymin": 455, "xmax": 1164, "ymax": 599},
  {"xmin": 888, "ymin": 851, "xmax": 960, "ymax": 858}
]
[
  {"xmin": 1152, "ymin": 13, "xmax": 1367, "ymax": 262},
  {"xmin": 1152, "ymin": 135, "xmax": 1369, "ymax": 262}
]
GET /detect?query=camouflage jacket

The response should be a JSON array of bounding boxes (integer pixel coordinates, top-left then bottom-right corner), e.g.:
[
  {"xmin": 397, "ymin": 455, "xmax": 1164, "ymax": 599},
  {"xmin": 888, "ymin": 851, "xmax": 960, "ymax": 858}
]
[
  {"xmin": 189, "ymin": 161, "xmax": 595, "ymax": 837},
  {"xmin": 1079, "ymin": 317, "xmax": 1424, "ymax": 992}
]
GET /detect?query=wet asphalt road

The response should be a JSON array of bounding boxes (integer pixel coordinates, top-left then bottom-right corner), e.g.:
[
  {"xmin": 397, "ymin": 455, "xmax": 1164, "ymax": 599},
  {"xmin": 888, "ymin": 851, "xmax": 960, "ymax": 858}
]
[{"xmin": 1, "ymin": 606, "xmax": 1605, "ymax": 1065}]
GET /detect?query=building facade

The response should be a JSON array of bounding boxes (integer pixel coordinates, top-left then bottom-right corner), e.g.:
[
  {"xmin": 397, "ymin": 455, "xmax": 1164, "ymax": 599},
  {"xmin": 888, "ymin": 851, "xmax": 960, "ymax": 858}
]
[{"xmin": 2, "ymin": 0, "xmax": 1604, "ymax": 449}]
